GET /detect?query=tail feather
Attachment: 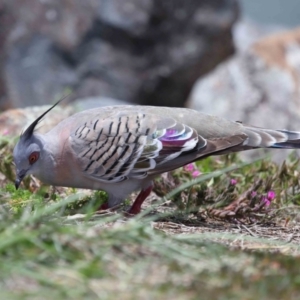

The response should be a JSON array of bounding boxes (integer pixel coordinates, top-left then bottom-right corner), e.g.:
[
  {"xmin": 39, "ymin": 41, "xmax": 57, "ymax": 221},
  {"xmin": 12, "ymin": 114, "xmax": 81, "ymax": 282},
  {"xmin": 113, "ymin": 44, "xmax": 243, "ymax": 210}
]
[
  {"xmin": 243, "ymin": 126, "xmax": 300, "ymax": 149},
  {"xmin": 273, "ymin": 140, "xmax": 300, "ymax": 149}
]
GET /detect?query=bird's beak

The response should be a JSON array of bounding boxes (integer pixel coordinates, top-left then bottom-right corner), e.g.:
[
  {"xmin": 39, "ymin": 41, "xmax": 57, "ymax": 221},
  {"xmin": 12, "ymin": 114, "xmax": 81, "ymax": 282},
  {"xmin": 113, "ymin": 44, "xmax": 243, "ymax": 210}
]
[
  {"xmin": 15, "ymin": 170, "xmax": 27, "ymax": 190},
  {"xmin": 15, "ymin": 178, "xmax": 22, "ymax": 190}
]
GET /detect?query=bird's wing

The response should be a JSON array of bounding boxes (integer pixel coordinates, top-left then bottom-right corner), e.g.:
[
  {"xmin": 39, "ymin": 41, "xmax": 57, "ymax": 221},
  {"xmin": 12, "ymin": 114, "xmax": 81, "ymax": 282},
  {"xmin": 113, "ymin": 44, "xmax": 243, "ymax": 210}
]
[{"xmin": 69, "ymin": 110, "xmax": 220, "ymax": 183}]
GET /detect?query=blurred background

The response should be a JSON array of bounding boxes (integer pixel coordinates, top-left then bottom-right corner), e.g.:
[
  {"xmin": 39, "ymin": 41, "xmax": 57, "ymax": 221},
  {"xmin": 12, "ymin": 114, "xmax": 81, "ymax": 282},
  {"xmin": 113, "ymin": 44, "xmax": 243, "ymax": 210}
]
[
  {"xmin": 241, "ymin": 0, "xmax": 300, "ymax": 27},
  {"xmin": 1, "ymin": 0, "xmax": 300, "ymax": 137}
]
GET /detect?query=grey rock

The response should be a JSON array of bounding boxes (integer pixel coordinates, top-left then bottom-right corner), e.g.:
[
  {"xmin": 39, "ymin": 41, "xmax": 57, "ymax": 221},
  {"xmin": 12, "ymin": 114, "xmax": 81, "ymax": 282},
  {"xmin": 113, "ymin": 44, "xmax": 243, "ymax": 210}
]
[
  {"xmin": 5, "ymin": 37, "xmax": 77, "ymax": 108},
  {"xmin": 0, "ymin": 105, "xmax": 76, "ymax": 136},
  {"xmin": 189, "ymin": 23, "xmax": 300, "ymax": 130},
  {"xmin": 96, "ymin": 0, "xmax": 152, "ymax": 36},
  {"xmin": 0, "ymin": 0, "xmax": 239, "ymax": 109},
  {"xmin": 0, "ymin": 96, "xmax": 128, "ymax": 136},
  {"xmin": 188, "ymin": 22, "xmax": 300, "ymax": 161}
]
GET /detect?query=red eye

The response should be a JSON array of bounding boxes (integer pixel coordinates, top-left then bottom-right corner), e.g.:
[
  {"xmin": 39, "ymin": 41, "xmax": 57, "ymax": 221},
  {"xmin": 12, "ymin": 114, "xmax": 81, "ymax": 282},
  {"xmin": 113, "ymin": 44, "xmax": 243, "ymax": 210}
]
[{"xmin": 28, "ymin": 152, "xmax": 39, "ymax": 165}]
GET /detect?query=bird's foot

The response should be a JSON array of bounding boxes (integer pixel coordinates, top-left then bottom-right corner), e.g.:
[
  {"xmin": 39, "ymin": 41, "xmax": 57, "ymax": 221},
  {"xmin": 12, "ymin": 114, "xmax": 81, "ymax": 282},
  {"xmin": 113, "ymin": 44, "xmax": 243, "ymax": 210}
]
[
  {"xmin": 127, "ymin": 185, "xmax": 153, "ymax": 215},
  {"xmin": 98, "ymin": 202, "xmax": 109, "ymax": 210}
]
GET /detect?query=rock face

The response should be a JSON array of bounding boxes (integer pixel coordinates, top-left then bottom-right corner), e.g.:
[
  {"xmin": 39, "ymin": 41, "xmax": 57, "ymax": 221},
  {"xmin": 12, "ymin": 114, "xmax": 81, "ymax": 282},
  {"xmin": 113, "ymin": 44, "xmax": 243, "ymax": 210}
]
[
  {"xmin": 0, "ymin": 0, "xmax": 239, "ymax": 109},
  {"xmin": 0, "ymin": 96, "xmax": 127, "ymax": 137},
  {"xmin": 189, "ymin": 24, "xmax": 300, "ymax": 131},
  {"xmin": 188, "ymin": 23, "xmax": 300, "ymax": 161},
  {"xmin": 0, "ymin": 105, "xmax": 76, "ymax": 137}
]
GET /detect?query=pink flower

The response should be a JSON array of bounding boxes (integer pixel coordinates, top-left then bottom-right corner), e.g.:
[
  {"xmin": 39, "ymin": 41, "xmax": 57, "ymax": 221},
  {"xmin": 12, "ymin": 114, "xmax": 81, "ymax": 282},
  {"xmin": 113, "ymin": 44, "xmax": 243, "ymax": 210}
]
[
  {"xmin": 183, "ymin": 163, "xmax": 201, "ymax": 177},
  {"xmin": 262, "ymin": 196, "xmax": 271, "ymax": 207},
  {"xmin": 184, "ymin": 163, "xmax": 195, "ymax": 172},
  {"xmin": 267, "ymin": 191, "xmax": 276, "ymax": 201},
  {"xmin": 230, "ymin": 179, "xmax": 237, "ymax": 185},
  {"xmin": 262, "ymin": 191, "xmax": 276, "ymax": 207},
  {"xmin": 192, "ymin": 170, "xmax": 201, "ymax": 178}
]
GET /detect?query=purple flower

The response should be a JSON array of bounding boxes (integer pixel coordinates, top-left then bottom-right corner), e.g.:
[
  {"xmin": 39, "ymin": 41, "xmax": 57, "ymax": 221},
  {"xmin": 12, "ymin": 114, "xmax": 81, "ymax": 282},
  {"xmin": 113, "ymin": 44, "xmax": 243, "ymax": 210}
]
[
  {"xmin": 184, "ymin": 163, "xmax": 195, "ymax": 172},
  {"xmin": 183, "ymin": 163, "xmax": 201, "ymax": 177},
  {"xmin": 230, "ymin": 179, "xmax": 237, "ymax": 185},
  {"xmin": 262, "ymin": 191, "xmax": 276, "ymax": 207},
  {"xmin": 262, "ymin": 196, "xmax": 271, "ymax": 207},
  {"xmin": 192, "ymin": 170, "xmax": 201, "ymax": 178},
  {"xmin": 267, "ymin": 190, "xmax": 276, "ymax": 201}
]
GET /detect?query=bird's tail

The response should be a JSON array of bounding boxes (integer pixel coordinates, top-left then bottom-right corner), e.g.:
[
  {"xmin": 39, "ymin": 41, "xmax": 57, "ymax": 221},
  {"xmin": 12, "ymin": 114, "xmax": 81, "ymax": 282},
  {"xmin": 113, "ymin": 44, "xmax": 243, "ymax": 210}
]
[{"xmin": 242, "ymin": 126, "xmax": 300, "ymax": 149}]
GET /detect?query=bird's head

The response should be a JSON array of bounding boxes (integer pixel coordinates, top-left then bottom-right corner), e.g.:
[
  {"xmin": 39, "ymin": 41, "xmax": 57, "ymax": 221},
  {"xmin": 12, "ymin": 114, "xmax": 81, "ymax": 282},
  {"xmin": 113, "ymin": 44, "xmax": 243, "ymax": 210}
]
[
  {"xmin": 13, "ymin": 134, "xmax": 43, "ymax": 189},
  {"xmin": 13, "ymin": 100, "xmax": 62, "ymax": 189}
]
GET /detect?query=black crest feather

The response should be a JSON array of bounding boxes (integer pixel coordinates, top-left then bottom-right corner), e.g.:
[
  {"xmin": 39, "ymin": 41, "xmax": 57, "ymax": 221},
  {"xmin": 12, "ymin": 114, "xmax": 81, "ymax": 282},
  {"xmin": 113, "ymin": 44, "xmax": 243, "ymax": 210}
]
[{"xmin": 21, "ymin": 96, "xmax": 67, "ymax": 140}]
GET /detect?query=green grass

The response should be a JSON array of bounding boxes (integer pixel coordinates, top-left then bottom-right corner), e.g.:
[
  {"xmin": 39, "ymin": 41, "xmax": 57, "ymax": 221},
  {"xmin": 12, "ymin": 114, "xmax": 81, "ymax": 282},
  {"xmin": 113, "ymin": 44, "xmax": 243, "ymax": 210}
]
[
  {"xmin": 1, "ymin": 203, "xmax": 300, "ymax": 300},
  {"xmin": 1, "ymin": 137, "xmax": 300, "ymax": 299}
]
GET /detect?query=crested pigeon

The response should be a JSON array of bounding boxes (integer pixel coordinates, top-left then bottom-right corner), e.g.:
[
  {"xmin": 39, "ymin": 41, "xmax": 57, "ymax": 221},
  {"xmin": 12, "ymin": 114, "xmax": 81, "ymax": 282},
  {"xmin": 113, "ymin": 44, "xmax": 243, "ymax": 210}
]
[{"xmin": 13, "ymin": 102, "xmax": 300, "ymax": 214}]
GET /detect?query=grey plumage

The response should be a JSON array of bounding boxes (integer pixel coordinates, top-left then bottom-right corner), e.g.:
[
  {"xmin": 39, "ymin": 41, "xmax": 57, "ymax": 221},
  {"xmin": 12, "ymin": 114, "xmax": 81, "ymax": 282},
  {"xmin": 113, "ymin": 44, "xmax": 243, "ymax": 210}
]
[{"xmin": 13, "ymin": 103, "xmax": 300, "ymax": 214}]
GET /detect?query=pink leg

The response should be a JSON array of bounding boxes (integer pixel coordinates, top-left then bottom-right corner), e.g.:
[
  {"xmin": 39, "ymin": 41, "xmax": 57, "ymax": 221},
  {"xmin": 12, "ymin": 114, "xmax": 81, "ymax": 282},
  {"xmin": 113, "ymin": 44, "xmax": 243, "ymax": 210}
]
[
  {"xmin": 98, "ymin": 202, "xmax": 109, "ymax": 211},
  {"xmin": 128, "ymin": 185, "xmax": 153, "ymax": 215}
]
